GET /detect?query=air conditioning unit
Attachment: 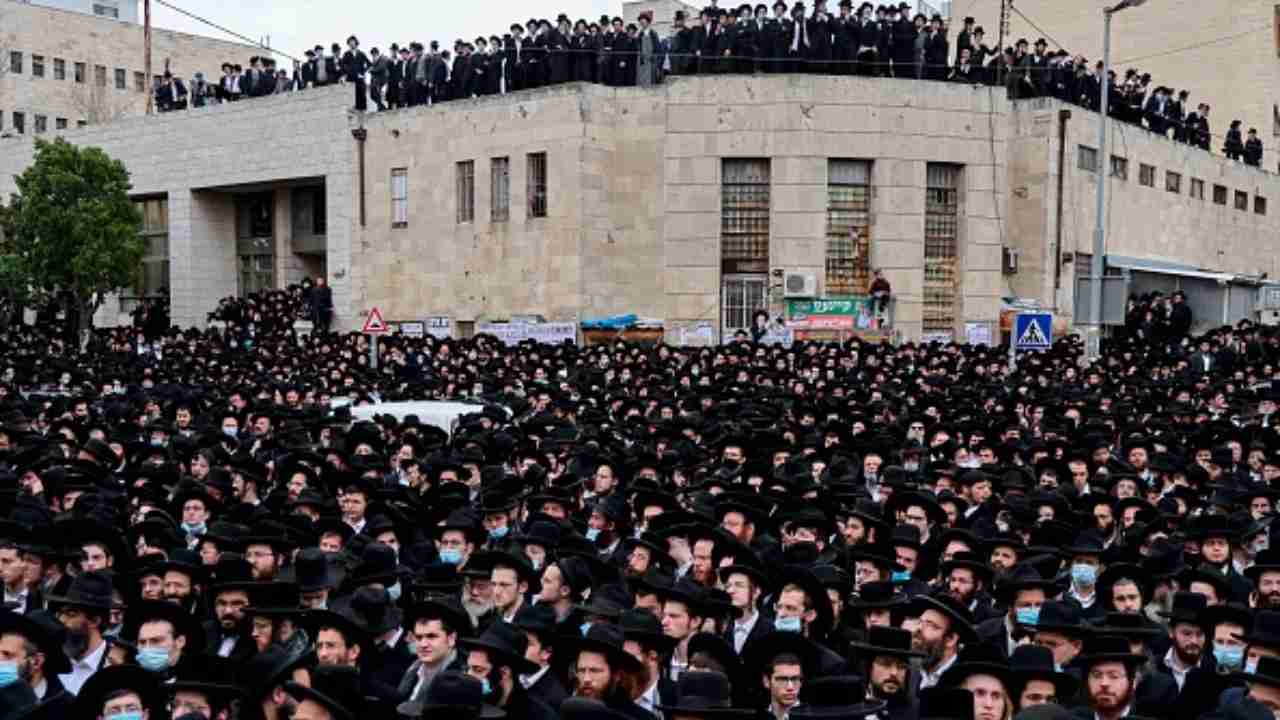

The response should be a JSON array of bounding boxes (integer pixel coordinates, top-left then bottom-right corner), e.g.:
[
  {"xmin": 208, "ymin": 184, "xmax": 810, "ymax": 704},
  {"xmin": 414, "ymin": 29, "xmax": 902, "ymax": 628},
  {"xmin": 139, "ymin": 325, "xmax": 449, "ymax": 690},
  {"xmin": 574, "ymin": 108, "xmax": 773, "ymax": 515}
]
[
  {"xmin": 1260, "ymin": 309, "xmax": 1280, "ymax": 326},
  {"xmin": 1003, "ymin": 247, "xmax": 1020, "ymax": 275},
  {"xmin": 1259, "ymin": 286, "xmax": 1280, "ymax": 311},
  {"xmin": 783, "ymin": 271, "xmax": 818, "ymax": 298}
]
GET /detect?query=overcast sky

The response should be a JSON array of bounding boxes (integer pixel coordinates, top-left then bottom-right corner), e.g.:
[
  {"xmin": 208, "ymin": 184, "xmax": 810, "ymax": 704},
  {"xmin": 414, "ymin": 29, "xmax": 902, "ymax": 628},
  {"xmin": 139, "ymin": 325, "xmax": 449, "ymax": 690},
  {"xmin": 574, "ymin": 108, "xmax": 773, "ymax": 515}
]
[{"xmin": 149, "ymin": 0, "xmax": 619, "ymax": 61}]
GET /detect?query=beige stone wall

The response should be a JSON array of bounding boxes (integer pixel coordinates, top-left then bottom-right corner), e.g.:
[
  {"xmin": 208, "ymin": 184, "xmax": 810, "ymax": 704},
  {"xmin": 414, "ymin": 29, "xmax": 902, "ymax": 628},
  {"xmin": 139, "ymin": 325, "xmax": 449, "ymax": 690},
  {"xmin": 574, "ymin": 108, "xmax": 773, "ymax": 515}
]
[
  {"xmin": 0, "ymin": 0, "xmax": 260, "ymax": 130},
  {"xmin": 1005, "ymin": 97, "xmax": 1280, "ymax": 323},
  {"xmin": 965, "ymin": 0, "xmax": 1280, "ymax": 160},
  {"xmin": 0, "ymin": 85, "xmax": 357, "ymax": 328}
]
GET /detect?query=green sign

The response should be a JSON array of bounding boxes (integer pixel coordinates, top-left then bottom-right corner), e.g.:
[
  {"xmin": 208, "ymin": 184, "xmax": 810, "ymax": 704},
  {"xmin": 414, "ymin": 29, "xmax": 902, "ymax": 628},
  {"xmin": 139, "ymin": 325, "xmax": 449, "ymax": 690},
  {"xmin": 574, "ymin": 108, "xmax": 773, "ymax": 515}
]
[
  {"xmin": 787, "ymin": 298, "xmax": 877, "ymax": 330},
  {"xmin": 787, "ymin": 299, "xmax": 869, "ymax": 316}
]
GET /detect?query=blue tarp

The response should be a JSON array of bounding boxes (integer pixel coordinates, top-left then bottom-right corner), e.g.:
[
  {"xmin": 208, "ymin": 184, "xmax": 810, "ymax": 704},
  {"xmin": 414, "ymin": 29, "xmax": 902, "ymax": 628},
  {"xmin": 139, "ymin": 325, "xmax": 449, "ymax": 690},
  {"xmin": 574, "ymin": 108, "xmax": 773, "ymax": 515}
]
[{"xmin": 581, "ymin": 314, "xmax": 639, "ymax": 330}]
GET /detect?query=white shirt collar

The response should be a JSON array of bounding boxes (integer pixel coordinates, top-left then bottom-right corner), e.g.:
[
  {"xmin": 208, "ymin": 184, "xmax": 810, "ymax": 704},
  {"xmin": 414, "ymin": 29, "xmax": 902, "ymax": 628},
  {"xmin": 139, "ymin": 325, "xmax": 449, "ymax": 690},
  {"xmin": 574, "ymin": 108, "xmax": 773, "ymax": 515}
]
[
  {"xmin": 921, "ymin": 652, "xmax": 958, "ymax": 688},
  {"xmin": 521, "ymin": 664, "xmax": 550, "ymax": 689}
]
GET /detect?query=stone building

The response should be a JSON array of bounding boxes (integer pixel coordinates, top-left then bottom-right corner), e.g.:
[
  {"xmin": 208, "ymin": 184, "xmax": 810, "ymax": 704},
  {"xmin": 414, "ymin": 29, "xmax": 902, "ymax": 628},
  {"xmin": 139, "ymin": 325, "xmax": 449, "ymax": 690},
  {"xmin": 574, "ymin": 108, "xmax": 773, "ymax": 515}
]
[
  {"xmin": 965, "ymin": 0, "xmax": 1280, "ymax": 162},
  {"xmin": 0, "ymin": 0, "xmax": 259, "ymax": 134},
  {"xmin": 26, "ymin": 0, "xmax": 138, "ymax": 23},
  {"xmin": 0, "ymin": 74, "xmax": 1277, "ymax": 343}
]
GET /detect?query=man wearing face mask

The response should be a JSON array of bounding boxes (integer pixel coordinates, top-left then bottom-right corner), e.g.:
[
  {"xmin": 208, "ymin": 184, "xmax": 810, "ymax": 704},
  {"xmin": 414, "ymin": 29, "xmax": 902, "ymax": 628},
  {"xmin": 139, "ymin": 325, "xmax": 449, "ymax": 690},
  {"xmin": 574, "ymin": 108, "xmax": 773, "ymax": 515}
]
[
  {"xmin": 587, "ymin": 496, "xmax": 630, "ymax": 564},
  {"xmin": 1064, "ymin": 532, "xmax": 1106, "ymax": 621},
  {"xmin": 0, "ymin": 609, "xmax": 73, "ymax": 713},
  {"xmin": 767, "ymin": 567, "xmax": 847, "ymax": 675},
  {"xmin": 461, "ymin": 621, "xmax": 557, "ymax": 720},
  {"xmin": 124, "ymin": 600, "xmax": 206, "ymax": 682}
]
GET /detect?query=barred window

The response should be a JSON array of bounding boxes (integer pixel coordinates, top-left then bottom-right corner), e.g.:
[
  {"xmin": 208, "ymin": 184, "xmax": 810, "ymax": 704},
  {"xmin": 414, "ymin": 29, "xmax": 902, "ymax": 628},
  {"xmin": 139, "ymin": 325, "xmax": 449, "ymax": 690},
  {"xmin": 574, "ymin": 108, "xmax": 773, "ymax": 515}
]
[
  {"xmin": 114, "ymin": 68, "xmax": 126, "ymax": 90},
  {"xmin": 1190, "ymin": 178, "xmax": 1205, "ymax": 200},
  {"xmin": 1139, "ymin": 164, "xmax": 1155, "ymax": 187},
  {"xmin": 9, "ymin": 52, "xmax": 21, "ymax": 75},
  {"xmin": 1110, "ymin": 156, "xmax": 1128, "ymax": 180},
  {"xmin": 456, "ymin": 160, "xmax": 475, "ymax": 224},
  {"xmin": 53, "ymin": 58, "xmax": 66, "ymax": 80},
  {"xmin": 94, "ymin": 65, "xmax": 107, "ymax": 87},
  {"xmin": 1213, "ymin": 185, "xmax": 1227, "ymax": 205},
  {"xmin": 55, "ymin": 118, "xmax": 67, "ymax": 130},
  {"xmin": 527, "ymin": 152, "xmax": 547, "ymax": 218},
  {"xmin": 390, "ymin": 168, "xmax": 408, "ymax": 227},
  {"xmin": 924, "ymin": 163, "xmax": 961, "ymax": 336},
  {"xmin": 1236, "ymin": 191, "xmax": 1249, "ymax": 211},
  {"xmin": 34, "ymin": 115, "xmax": 47, "ymax": 134},
  {"xmin": 1077, "ymin": 145, "xmax": 1098, "ymax": 173},
  {"xmin": 32, "ymin": 55, "xmax": 44, "ymax": 78},
  {"xmin": 721, "ymin": 159, "xmax": 771, "ymax": 274},
  {"xmin": 74, "ymin": 63, "xmax": 86, "ymax": 83},
  {"xmin": 826, "ymin": 159, "xmax": 872, "ymax": 296},
  {"xmin": 1165, "ymin": 171, "xmax": 1181, "ymax": 194},
  {"xmin": 491, "ymin": 157, "xmax": 510, "ymax": 222},
  {"xmin": 132, "ymin": 198, "xmax": 170, "ymax": 298},
  {"xmin": 134, "ymin": 72, "xmax": 145, "ymax": 92}
]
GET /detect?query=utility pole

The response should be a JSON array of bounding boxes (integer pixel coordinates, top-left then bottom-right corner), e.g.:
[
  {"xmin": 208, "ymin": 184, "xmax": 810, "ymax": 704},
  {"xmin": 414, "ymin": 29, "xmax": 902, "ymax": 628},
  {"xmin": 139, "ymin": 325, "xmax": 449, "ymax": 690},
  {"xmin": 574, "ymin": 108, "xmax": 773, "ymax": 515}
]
[
  {"xmin": 997, "ymin": 0, "xmax": 1011, "ymax": 61},
  {"xmin": 144, "ymin": 0, "xmax": 152, "ymax": 115}
]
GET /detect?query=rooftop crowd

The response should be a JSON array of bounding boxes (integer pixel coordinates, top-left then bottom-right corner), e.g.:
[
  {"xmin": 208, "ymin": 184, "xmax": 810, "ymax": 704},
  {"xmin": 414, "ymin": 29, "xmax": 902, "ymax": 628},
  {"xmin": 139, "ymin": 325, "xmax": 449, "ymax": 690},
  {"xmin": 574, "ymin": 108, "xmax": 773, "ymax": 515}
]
[
  {"xmin": 149, "ymin": 2, "xmax": 1266, "ymax": 167},
  {"xmin": 1, "ymin": 282, "xmax": 1280, "ymax": 720}
]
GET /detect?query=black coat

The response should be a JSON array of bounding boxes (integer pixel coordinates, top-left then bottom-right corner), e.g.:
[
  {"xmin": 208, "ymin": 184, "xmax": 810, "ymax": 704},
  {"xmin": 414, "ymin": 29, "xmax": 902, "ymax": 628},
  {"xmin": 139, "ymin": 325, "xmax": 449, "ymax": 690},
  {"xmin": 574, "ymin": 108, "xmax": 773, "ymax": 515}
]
[
  {"xmin": 526, "ymin": 667, "xmax": 570, "ymax": 709},
  {"xmin": 504, "ymin": 684, "xmax": 560, "ymax": 720},
  {"xmin": 341, "ymin": 49, "xmax": 370, "ymax": 82}
]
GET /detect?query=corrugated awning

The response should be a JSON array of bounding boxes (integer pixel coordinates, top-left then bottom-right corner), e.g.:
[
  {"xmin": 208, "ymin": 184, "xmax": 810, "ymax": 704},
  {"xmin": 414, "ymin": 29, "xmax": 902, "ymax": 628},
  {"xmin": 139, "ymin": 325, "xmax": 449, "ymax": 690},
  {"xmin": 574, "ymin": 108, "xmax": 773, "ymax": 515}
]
[{"xmin": 1105, "ymin": 255, "xmax": 1235, "ymax": 283}]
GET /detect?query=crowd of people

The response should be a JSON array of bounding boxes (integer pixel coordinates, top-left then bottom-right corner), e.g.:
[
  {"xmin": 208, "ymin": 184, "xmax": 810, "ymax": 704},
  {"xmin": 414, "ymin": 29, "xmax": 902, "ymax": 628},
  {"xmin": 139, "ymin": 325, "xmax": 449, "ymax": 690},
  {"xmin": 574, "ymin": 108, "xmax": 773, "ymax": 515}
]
[
  {"xmin": 2, "ymin": 282, "xmax": 1280, "ymax": 720},
  {"xmin": 142, "ymin": 4, "xmax": 1264, "ymax": 166}
]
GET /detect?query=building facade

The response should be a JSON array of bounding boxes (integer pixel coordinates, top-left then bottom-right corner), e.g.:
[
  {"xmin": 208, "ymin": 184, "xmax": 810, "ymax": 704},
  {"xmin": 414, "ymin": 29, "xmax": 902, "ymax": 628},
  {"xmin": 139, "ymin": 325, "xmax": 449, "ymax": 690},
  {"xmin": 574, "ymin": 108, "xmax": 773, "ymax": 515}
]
[
  {"xmin": 25, "ymin": 0, "xmax": 138, "ymax": 23},
  {"xmin": 0, "ymin": 0, "xmax": 258, "ymax": 134},
  {"xmin": 0, "ymin": 75, "xmax": 1276, "ymax": 342},
  {"xmin": 965, "ymin": 0, "xmax": 1280, "ymax": 162}
]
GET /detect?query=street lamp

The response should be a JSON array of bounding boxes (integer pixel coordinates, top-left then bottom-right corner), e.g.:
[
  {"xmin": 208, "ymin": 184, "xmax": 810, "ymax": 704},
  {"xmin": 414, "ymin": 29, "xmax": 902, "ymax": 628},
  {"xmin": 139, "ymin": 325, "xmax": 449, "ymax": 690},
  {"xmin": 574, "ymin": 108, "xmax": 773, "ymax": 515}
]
[{"xmin": 1088, "ymin": 0, "xmax": 1149, "ymax": 360}]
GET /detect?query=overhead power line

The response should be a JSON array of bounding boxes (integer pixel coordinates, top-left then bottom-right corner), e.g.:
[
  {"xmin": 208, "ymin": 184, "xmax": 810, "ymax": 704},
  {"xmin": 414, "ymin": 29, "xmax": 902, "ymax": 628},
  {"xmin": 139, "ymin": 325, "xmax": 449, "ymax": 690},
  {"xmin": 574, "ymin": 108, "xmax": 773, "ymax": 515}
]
[{"xmin": 152, "ymin": 0, "xmax": 299, "ymax": 61}]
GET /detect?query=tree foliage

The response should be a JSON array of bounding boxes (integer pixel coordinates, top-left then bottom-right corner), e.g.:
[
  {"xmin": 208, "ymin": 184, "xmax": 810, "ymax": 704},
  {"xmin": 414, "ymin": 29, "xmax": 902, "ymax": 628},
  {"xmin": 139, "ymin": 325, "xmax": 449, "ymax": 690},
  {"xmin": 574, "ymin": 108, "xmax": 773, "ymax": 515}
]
[{"xmin": 1, "ymin": 138, "xmax": 143, "ymax": 336}]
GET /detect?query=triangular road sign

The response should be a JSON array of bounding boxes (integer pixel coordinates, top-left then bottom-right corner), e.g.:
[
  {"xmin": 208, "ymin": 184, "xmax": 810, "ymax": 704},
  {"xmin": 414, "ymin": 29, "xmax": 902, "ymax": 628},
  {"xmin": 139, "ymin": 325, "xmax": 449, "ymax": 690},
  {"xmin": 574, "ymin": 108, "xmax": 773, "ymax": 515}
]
[
  {"xmin": 362, "ymin": 307, "xmax": 389, "ymax": 335},
  {"xmin": 1017, "ymin": 316, "xmax": 1049, "ymax": 347}
]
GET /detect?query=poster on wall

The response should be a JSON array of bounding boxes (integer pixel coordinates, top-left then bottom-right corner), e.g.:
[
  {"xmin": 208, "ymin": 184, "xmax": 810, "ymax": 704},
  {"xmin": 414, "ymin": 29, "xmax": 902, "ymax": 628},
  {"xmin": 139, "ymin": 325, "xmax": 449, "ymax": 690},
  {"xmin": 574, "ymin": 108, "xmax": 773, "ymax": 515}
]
[
  {"xmin": 786, "ymin": 298, "xmax": 877, "ymax": 331},
  {"xmin": 477, "ymin": 322, "xmax": 577, "ymax": 346},
  {"xmin": 964, "ymin": 322, "xmax": 993, "ymax": 346}
]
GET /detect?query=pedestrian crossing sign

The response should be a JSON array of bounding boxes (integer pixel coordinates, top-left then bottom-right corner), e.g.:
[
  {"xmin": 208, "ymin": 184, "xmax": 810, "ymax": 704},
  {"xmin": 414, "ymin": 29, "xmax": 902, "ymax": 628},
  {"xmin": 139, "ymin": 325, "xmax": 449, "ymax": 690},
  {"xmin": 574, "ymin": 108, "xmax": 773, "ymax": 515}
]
[{"xmin": 1013, "ymin": 312, "xmax": 1053, "ymax": 351}]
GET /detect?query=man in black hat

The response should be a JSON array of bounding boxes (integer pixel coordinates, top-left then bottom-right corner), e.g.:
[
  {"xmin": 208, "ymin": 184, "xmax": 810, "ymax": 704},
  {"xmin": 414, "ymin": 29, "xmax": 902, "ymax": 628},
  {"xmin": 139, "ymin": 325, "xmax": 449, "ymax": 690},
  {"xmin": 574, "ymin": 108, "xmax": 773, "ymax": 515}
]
[
  {"xmin": 513, "ymin": 604, "xmax": 568, "ymax": 708},
  {"xmin": 569, "ymin": 623, "xmax": 653, "ymax": 720},
  {"xmin": 48, "ymin": 570, "xmax": 115, "ymax": 695},
  {"xmin": 490, "ymin": 553, "xmax": 535, "ymax": 625},
  {"xmin": 1156, "ymin": 592, "xmax": 1212, "ymax": 697},
  {"xmin": 399, "ymin": 599, "xmax": 469, "ymax": 704},
  {"xmin": 911, "ymin": 594, "xmax": 977, "ymax": 689},
  {"xmin": 1010, "ymin": 644, "xmax": 1078, "ymax": 712},
  {"xmin": 461, "ymin": 621, "xmax": 556, "ymax": 720},
  {"xmin": 287, "ymin": 664, "xmax": 364, "ymax": 720},
  {"xmin": 237, "ymin": 644, "xmax": 312, "ymax": 720},
  {"xmin": 1196, "ymin": 518, "xmax": 1253, "ymax": 604},
  {"xmin": 852, "ymin": 626, "xmax": 922, "ymax": 720},
  {"xmin": 71, "ymin": 665, "xmax": 165, "ymax": 720},
  {"xmin": 1072, "ymin": 635, "xmax": 1148, "ymax": 720},
  {"xmin": 0, "ymin": 609, "xmax": 72, "ymax": 712},
  {"xmin": 977, "ymin": 564, "xmax": 1058, "ymax": 659}
]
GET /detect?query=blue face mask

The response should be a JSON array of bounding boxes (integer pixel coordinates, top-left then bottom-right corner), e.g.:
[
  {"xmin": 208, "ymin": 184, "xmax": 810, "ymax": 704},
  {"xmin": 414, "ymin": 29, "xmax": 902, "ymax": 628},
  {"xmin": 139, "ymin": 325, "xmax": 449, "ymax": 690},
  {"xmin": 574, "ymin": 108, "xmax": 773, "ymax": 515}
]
[
  {"xmin": 439, "ymin": 549, "xmax": 464, "ymax": 566},
  {"xmin": 1214, "ymin": 645, "xmax": 1245, "ymax": 671},
  {"xmin": 137, "ymin": 647, "xmax": 171, "ymax": 673},
  {"xmin": 387, "ymin": 582, "xmax": 402, "ymax": 602},
  {"xmin": 891, "ymin": 570, "xmax": 911, "ymax": 583},
  {"xmin": 0, "ymin": 661, "xmax": 18, "ymax": 687},
  {"xmin": 108, "ymin": 713, "xmax": 145, "ymax": 720},
  {"xmin": 580, "ymin": 622, "xmax": 593, "ymax": 637},
  {"xmin": 1247, "ymin": 659, "xmax": 1260, "ymax": 674},
  {"xmin": 489, "ymin": 526, "xmax": 509, "ymax": 541},
  {"xmin": 223, "ymin": 427, "xmax": 238, "ymax": 438},
  {"xmin": 774, "ymin": 616, "xmax": 803, "ymax": 633},
  {"xmin": 182, "ymin": 521, "xmax": 206, "ymax": 535},
  {"xmin": 585, "ymin": 528, "xmax": 601, "ymax": 542},
  {"xmin": 1071, "ymin": 563, "xmax": 1097, "ymax": 587},
  {"xmin": 1016, "ymin": 607, "xmax": 1040, "ymax": 626},
  {"xmin": 480, "ymin": 677, "xmax": 492, "ymax": 695}
]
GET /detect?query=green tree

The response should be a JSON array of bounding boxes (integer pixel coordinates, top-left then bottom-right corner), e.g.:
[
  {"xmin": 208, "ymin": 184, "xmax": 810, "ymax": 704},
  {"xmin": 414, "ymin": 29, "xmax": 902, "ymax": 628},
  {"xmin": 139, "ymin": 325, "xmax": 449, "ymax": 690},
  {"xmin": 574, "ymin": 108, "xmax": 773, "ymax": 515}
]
[{"xmin": 1, "ymin": 138, "xmax": 143, "ymax": 342}]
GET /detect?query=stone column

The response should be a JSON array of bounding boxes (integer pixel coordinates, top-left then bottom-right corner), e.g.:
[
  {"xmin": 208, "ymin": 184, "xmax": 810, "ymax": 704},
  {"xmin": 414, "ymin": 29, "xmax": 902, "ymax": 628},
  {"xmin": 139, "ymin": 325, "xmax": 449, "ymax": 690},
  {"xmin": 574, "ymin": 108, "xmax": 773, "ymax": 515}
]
[{"xmin": 168, "ymin": 189, "xmax": 237, "ymax": 327}]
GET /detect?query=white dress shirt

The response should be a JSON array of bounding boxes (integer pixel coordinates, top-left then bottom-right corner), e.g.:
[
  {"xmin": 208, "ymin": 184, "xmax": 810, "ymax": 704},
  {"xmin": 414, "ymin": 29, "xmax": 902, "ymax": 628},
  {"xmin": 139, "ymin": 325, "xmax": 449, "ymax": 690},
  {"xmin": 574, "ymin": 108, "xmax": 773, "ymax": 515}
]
[
  {"xmin": 521, "ymin": 665, "xmax": 550, "ymax": 690},
  {"xmin": 59, "ymin": 637, "xmax": 108, "ymax": 696},
  {"xmin": 637, "ymin": 681, "xmax": 661, "ymax": 718},
  {"xmin": 733, "ymin": 610, "xmax": 760, "ymax": 653},
  {"xmin": 1163, "ymin": 647, "xmax": 1192, "ymax": 690},
  {"xmin": 919, "ymin": 652, "xmax": 958, "ymax": 689}
]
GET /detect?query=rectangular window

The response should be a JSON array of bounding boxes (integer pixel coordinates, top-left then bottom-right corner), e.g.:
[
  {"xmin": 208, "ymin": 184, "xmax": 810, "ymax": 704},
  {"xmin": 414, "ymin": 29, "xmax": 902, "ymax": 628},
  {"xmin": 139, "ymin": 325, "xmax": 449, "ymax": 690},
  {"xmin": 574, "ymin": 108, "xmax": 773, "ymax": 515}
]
[
  {"xmin": 74, "ymin": 62, "xmax": 86, "ymax": 83},
  {"xmin": 825, "ymin": 159, "xmax": 872, "ymax": 296},
  {"xmin": 31, "ymin": 55, "xmax": 44, "ymax": 78},
  {"xmin": 527, "ymin": 152, "xmax": 548, "ymax": 218},
  {"xmin": 132, "ymin": 198, "xmax": 170, "ymax": 298},
  {"xmin": 12, "ymin": 112, "xmax": 24, "ymax": 134},
  {"xmin": 1236, "ymin": 190, "xmax": 1250, "ymax": 211},
  {"xmin": 1214, "ymin": 184, "xmax": 1228, "ymax": 205},
  {"xmin": 55, "ymin": 118, "xmax": 67, "ymax": 130},
  {"xmin": 390, "ymin": 168, "xmax": 408, "ymax": 227},
  {"xmin": 1077, "ymin": 145, "xmax": 1098, "ymax": 173},
  {"xmin": 77, "ymin": 120, "xmax": 88, "ymax": 128},
  {"xmin": 114, "ymin": 68, "xmax": 126, "ymax": 90},
  {"xmin": 94, "ymin": 65, "xmax": 107, "ymax": 87},
  {"xmin": 1190, "ymin": 178, "xmax": 1205, "ymax": 200},
  {"xmin": 721, "ymin": 158, "xmax": 771, "ymax": 274},
  {"xmin": 53, "ymin": 58, "xmax": 66, "ymax": 80},
  {"xmin": 1139, "ymin": 164, "xmax": 1156, "ymax": 187},
  {"xmin": 93, "ymin": 3, "xmax": 120, "ymax": 17},
  {"xmin": 924, "ymin": 163, "xmax": 961, "ymax": 336},
  {"xmin": 491, "ymin": 157, "xmax": 510, "ymax": 222},
  {"xmin": 1165, "ymin": 171, "xmax": 1182, "ymax": 194},
  {"xmin": 1257, "ymin": 196, "xmax": 1268, "ymax": 216},
  {"xmin": 456, "ymin": 161, "xmax": 475, "ymax": 224},
  {"xmin": 134, "ymin": 72, "xmax": 145, "ymax": 92},
  {"xmin": 9, "ymin": 52, "xmax": 22, "ymax": 74},
  {"xmin": 1110, "ymin": 156, "xmax": 1128, "ymax": 180},
  {"xmin": 33, "ymin": 115, "xmax": 47, "ymax": 134}
]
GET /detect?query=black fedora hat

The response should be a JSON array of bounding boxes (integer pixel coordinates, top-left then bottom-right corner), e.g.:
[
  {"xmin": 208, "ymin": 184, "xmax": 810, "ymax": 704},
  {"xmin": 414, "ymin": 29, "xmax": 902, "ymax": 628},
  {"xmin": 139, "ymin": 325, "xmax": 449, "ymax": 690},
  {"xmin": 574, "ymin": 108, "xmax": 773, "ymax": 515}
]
[
  {"xmin": 741, "ymin": 630, "xmax": 821, "ymax": 677},
  {"xmin": 282, "ymin": 547, "xmax": 342, "ymax": 593},
  {"xmin": 620, "ymin": 606, "xmax": 678, "ymax": 653},
  {"xmin": 918, "ymin": 687, "xmax": 974, "ymax": 720},
  {"xmin": 340, "ymin": 585, "xmax": 403, "ymax": 636},
  {"xmin": 1031, "ymin": 600, "xmax": 1085, "ymax": 636},
  {"xmin": 303, "ymin": 606, "xmax": 371, "ymax": 650},
  {"xmin": 460, "ymin": 620, "xmax": 540, "ymax": 675},
  {"xmin": 1245, "ymin": 548, "xmax": 1280, "ymax": 585},
  {"xmin": 244, "ymin": 581, "xmax": 302, "ymax": 618},
  {"xmin": 1009, "ymin": 644, "xmax": 1079, "ymax": 701},
  {"xmin": 1239, "ymin": 610, "xmax": 1280, "ymax": 650},
  {"xmin": 790, "ymin": 675, "xmax": 887, "ymax": 720},
  {"xmin": 71, "ymin": 664, "xmax": 165, "ymax": 719},
  {"xmin": 657, "ymin": 670, "xmax": 755, "ymax": 718},
  {"xmin": 940, "ymin": 643, "xmax": 1015, "ymax": 691},
  {"xmin": 1158, "ymin": 591, "xmax": 1209, "ymax": 627},
  {"xmin": 236, "ymin": 644, "xmax": 312, "ymax": 702},
  {"xmin": 1234, "ymin": 655, "xmax": 1280, "ymax": 689},
  {"xmin": 566, "ymin": 623, "xmax": 644, "ymax": 675},
  {"xmin": 1178, "ymin": 566, "xmax": 1231, "ymax": 603},
  {"xmin": 1069, "ymin": 635, "xmax": 1147, "ymax": 670},
  {"xmin": 850, "ymin": 625, "xmax": 923, "ymax": 661},
  {"xmin": 909, "ymin": 594, "xmax": 977, "ymax": 643},
  {"xmin": 122, "ymin": 598, "xmax": 205, "ymax": 650},
  {"xmin": 397, "ymin": 671, "xmax": 506, "ymax": 719},
  {"xmin": 992, "ymin": 563, "xmax": 1059, "ymax": 605},
  {"xmin": 560, "ymin": 698, "xmax": 631, "ymax": 720},
  {"xmin": 284, "ymin": 665, "xmax": 364, "ymax": 720},
  {"xmin": 1084, "ymin": 612, "xmax": 1163, "ymax": 640},
  {"xmin": 848, "ymin": 581, "xmax": 906, "ymax": 610},
  {"xmin": 0, "ymin": 610, "xmax": 70, "ymax": 675},
  {"xmin": 938, "ymin": 551, "xmax": 994, "ymax": 586},
  {"xmin": 46, "ymin": 570, "xmax": 115, "ymax": 611}
]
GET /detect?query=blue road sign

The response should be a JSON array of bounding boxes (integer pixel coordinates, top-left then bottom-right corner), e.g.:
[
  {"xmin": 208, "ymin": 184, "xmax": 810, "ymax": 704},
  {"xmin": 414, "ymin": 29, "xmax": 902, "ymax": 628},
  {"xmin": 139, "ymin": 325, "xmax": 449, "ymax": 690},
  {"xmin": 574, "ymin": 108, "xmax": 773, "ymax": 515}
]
[{"xmin": 1013, "ymin": 313, "xmax": 1053, "ymax": 351}]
